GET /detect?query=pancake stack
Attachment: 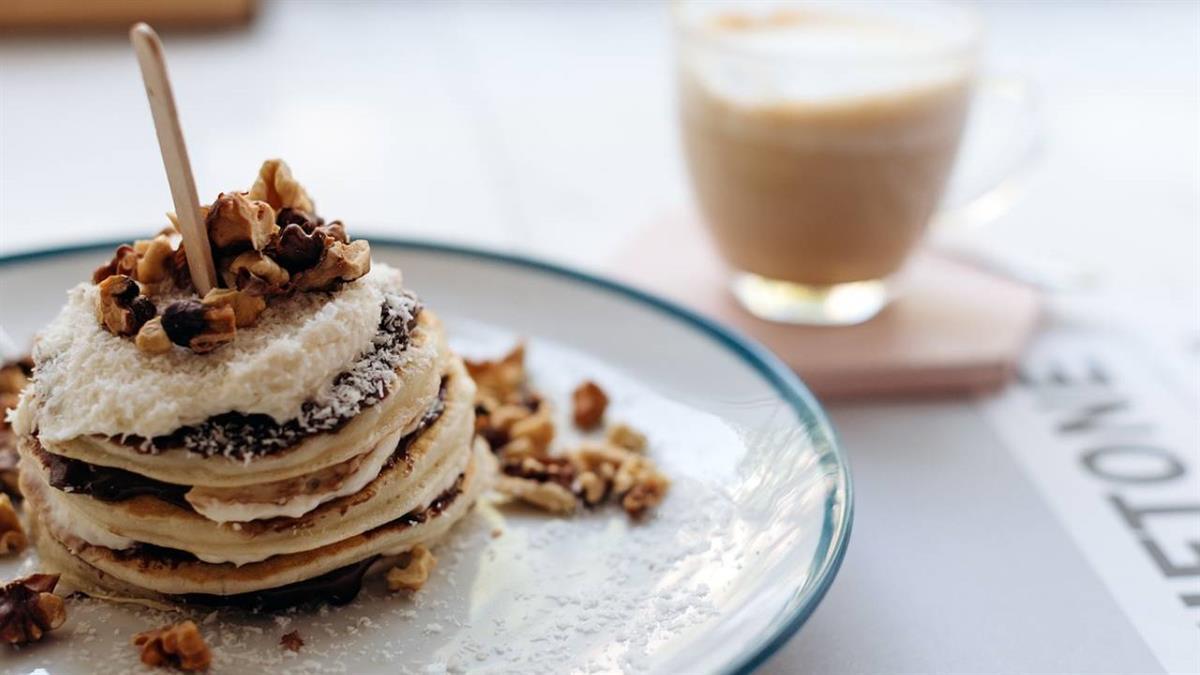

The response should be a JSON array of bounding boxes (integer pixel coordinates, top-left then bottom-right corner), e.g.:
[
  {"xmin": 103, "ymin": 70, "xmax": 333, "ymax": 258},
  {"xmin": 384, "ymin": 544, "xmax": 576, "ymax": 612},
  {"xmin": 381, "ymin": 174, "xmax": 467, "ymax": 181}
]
[{"xmin": 11, "ymin": 160, "xmax": 493, "ymax": 609}]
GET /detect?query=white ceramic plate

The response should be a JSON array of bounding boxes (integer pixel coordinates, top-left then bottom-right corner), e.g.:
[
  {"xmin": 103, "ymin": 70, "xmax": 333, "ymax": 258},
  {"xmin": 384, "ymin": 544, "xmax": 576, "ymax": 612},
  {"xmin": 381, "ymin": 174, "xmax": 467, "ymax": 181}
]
[{"xmin": 0, "ymin": 240, "xmax": 852, "ymax": 675}]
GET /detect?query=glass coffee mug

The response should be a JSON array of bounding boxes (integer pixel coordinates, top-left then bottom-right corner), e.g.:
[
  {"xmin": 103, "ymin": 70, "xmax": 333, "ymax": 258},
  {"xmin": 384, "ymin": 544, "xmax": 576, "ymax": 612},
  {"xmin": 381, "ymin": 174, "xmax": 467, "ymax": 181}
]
[{"xmin": 675, "ymin": 0, "xmax": 1038, "ymax": 325}]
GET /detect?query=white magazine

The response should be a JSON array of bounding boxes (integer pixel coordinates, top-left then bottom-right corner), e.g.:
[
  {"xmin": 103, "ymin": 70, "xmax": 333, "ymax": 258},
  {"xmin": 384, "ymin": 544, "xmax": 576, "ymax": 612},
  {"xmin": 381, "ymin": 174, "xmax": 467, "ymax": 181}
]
[{"xmin": 981, "ymin": 316, "xmax": 1200, "ymax": 674}]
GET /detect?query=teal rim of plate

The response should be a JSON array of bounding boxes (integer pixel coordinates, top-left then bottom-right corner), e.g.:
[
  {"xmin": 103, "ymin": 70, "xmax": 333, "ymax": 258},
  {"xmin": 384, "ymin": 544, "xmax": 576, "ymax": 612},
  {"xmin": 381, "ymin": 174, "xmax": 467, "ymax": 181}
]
[{"xmin": 0, "ymin": 237, "xmax": 854, "ymax": 675}]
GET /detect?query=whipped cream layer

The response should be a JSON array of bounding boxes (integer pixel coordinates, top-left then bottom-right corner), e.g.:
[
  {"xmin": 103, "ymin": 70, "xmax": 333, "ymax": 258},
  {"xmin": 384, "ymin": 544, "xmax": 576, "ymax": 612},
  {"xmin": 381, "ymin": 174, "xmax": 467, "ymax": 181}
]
[{"xmin": 17, "ymin": 265, "xmax": 405, "ymax": 442}]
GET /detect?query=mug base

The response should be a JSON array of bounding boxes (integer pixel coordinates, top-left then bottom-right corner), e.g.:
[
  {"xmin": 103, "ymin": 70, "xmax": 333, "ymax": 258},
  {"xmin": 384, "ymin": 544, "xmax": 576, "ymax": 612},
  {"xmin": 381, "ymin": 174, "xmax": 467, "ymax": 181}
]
[{"xmin": 731, "ymin": 273, "xmax": 888, "ymax": 326}]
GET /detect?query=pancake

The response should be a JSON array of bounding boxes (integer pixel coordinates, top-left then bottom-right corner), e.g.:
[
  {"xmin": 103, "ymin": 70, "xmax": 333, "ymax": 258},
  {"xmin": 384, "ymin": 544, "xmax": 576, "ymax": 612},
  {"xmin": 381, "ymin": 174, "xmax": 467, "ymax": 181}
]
[
  {"xmin": 28, "ymin": 439, "xmax": 496, "ymax": 607},
  {"xmin": 19, "ymin": 357, "xmax": 478, "ymax": 565}
]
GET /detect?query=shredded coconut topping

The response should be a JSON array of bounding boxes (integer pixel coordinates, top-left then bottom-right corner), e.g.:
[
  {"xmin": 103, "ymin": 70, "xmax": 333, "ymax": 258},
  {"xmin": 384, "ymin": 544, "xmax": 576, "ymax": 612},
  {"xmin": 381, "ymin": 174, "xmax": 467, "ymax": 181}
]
[{"xmin": 149, "ymin": 293, "xmax": 422, "ymax": 460}]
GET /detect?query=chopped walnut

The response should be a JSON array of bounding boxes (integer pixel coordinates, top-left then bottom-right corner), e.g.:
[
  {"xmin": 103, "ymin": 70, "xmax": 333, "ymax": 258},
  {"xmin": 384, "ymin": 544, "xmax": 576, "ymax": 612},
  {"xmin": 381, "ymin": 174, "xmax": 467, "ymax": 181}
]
[
  {"xmin": 496, "ymin": 452, "xmax": 579, "ymax": 514},
  {"xmin": 509, "ymin": 409, "xmax": 555, "ymax": 455},
  {"xmin": 0, "ymin": 494, "xmax": 25, "ymax": 555},
  {"xmin": 249, "ymin": 159, "xmax": 315, "ymax": 214},
  {"xmin": 0, "ymin": 444, "xmax": 17, "ymax": 501},
  {"xmin": 133, "ymin": 620, "xmax": 212, "ymax": 671},
  {"xmin": 97, "ymin": 275, "xmax": 156, "ymax": 336},
  {"xmin": 490, "ymin": 404, "xmax": 535, "ymax": 435},
  {"xmin": 621, "ymin": 472, "xmax": 670, "ymax": 519},
  {"xmin": 270, "ymin": 223, "xmax": 324, "ymax": 272},
  {"xmin": 476, "ymin": 395, "xmax": 543, "ymax": 453},
  {"xmin": 160, "ymin": 300, "xmax": 206, "ymax": 347},
  {"xmin": 135, "ymin": 317, "xmax": 174, "ymax": 354},
  {"xmin": 189, "ymin": 305, "xmax": 237, "ymax": 354},
  {"xmin": 575, "ymin": 471, "xmax": 607, "ymax": 505},
  {"xmin": 386, "ymin": 544, "xmax": 437, "ymax": 592},
  {"xmin": 161, "ymin": 301, "xmax": 237, "ymax": 353},
  {"xmin": 92, "ymin": 244, "xmax": 139, "ymax": 284},
  {"xmin": 0, "ymin": 359, "xmax": 28, "ymax": 501},
  {"xmin": 135, "ymin": 234, "xmax": 177, "ymax": 284},
  {"xmin": 0, "ymin": 573, "xmax": 65, "ymax": 646},
  {"xmin": 495, "ymin": 436, "xmax": 538, "ymax": 461},
  {"xmin": 605, "ymin": 422, "xmax": 647, "ymax": 453},
  {"xmin": 0, "ymin": 361, "xmax": 27, "ymax": 396},
  {"xmin": 465, "ymin": 344, "xmax": 527, "ymax": 405},
  {"xmin": 567, "ymin": 442, "xmax": 628, "ymax": 474},
  {"xmin": 171, "ymin": 244, "xmax": 192, "ymax": 290},
  {"xmin": 84, "ymin": 159, "xmax": 376, "ymax": 354},
  {"xmin": 292, "ymin": 239, "xmax": 371, "ymax": 292},
  {"xmin": 511, "ymin": 455, "xmax": 576, "ymax": 487},
  {"xmin": 496, "ymin": 475, "xmax": 578, "ymax": 514},
  {"xmin": 316, "ymin": 220, "xmax": 349, "ymax": 243},
  {"xmin": 473, "ymin": 344, "xmax": 669, "ymax": 519},
  {"xmin": 279, "ymin": 630, "xmax": 303, "ymax": 652},
  {"xmin": 565, "ymin": 442, "xmax": 670, "ymax": 519},
  {"xmin": 572, "ymin": 380, "xmax": 609, "ymax": 430},
  {"xmin": 221, "ymin": 250, "xmax": 289, "ymax": 294},
  {"xmin": 201, "ymin": 288, "xmax": 266, "ymax": 328},
  {"xmin": 608, "ymin": 450, "xmax": 669, "ymax": 518},
  {"xmin": 206, "ymin": 191, "xmax": 278, "ymax": 253}
]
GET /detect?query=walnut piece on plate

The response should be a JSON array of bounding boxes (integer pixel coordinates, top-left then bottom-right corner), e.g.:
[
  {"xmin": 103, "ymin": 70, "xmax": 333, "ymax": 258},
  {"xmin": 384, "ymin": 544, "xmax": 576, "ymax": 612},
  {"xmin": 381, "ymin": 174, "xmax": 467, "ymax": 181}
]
[
  {"xmin": 465, "ymin": 343, "xmax": 527, "ymax": 406},
  {"xmin": 497, "ymin": 474, "xmax": 579, "ymax": 514},
  {"xmin": 279, "ymin": 630, "xmax": 304, "ymax": 652},
  {"xmin": 133, "ymin": 620, "xmax": 212, "ymax": 671},
  {"xmin": 567, "ymin": 441, "xmax": 670, "ymax": 519},
  {"xmin": 386, "ymin": 544, "xmax": 438, "ymax": 592},
  {"xmin": 0, "ymin": 573, "xmax": 66, "ymax": 646},
  {"xmin": 0, "ymin": 494, "xmax": 25, "ymax": 555},
  {"xmin": 571, "ymin": 380, "xmax": 608, "ymax": 430},
  {"xmin": 605, "ymin": 422, "xmax": 647, "ymax": 453},
  {"xmin": 471, "ymin": 345, "xmax": 670, "ymax": 519},
  {"xmin": 0, "ymin": 357, "xmax": 31, "ymax": 500}
]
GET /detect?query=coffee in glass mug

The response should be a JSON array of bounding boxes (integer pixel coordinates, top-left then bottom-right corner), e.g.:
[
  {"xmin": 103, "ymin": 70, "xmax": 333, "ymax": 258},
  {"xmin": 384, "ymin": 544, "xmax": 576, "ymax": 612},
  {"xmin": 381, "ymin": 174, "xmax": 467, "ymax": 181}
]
[{"xmin": 676, "ymin": 0, "xmax": 981, "ymax": 325}]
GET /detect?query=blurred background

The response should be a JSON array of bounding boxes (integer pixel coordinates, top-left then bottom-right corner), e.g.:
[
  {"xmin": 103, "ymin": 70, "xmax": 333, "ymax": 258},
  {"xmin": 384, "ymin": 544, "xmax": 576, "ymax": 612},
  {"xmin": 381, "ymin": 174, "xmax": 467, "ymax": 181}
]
[{"xmin": 1, "ymin": 0, "xmax": 1197, "ymax": 317}]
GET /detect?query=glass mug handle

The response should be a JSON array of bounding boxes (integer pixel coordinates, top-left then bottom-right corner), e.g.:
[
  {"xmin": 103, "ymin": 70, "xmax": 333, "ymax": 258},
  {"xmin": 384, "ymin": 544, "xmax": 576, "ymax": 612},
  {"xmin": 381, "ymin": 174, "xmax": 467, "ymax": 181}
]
[{"xmin": 933, "ymin": 75, "xmax": 1043, "ymax": 230}]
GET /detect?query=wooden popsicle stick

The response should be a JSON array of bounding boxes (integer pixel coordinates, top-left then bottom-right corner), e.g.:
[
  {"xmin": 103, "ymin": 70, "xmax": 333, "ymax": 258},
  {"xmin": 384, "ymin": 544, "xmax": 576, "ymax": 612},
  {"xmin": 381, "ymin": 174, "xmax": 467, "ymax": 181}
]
[{"xmin": 129, "ymin": 22, "xmax": 218, "ymax": 296}]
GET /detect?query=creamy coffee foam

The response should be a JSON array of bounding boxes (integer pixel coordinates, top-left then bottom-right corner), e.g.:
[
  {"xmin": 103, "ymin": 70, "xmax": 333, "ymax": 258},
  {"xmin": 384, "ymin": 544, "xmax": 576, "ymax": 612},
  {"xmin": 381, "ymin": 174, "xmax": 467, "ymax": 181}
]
[{"xmin": 687, "ymin": 9, "xmax": 973, "ymax": 106}]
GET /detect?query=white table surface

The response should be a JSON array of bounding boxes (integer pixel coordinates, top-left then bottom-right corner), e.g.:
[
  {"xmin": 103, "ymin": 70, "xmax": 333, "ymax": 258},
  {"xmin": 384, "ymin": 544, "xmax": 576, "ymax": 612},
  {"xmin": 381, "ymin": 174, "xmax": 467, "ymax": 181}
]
[{"xmin": 1, "ymin": 2, "xmax": 1197, "ymax": 673}]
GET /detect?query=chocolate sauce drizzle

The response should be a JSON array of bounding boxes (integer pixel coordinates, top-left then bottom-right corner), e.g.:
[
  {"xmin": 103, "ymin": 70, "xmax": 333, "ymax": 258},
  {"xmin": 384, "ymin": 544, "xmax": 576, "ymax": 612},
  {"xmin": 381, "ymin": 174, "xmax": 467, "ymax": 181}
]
[
  {"xmin": 39, "ymin": 377, "xmax": 448, "ymax": 514},
  {"xmin": 144, "ymin": 293, "xmax": 423, "ymax": 460}
]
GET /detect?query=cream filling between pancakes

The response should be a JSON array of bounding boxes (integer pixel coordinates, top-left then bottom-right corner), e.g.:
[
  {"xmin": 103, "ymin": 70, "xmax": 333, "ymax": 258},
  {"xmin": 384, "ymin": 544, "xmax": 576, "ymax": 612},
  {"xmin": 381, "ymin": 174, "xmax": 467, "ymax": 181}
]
[{"xmin": 185, "ymin": 425, "xmax": 405, "ymax": 523}]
